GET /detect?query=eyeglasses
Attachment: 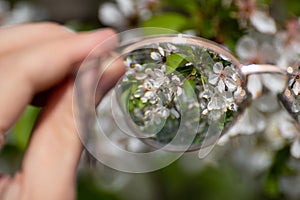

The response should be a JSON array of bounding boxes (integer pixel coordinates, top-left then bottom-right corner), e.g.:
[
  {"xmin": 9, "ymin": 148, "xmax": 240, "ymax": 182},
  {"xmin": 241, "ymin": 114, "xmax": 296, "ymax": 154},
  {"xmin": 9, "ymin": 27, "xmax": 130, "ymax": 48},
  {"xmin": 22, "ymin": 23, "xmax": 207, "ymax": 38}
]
[{"xmin": 74, "ymin": 29, "xmax": 300, "ymax": 161}]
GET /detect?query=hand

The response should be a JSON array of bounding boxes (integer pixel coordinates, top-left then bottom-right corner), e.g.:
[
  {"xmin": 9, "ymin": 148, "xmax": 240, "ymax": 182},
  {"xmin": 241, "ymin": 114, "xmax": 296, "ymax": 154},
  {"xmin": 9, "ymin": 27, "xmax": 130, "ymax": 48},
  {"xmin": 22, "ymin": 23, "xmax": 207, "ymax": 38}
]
[{"xmin": 0, "ymin": 23, "xmax": 118, "ymax": 200}]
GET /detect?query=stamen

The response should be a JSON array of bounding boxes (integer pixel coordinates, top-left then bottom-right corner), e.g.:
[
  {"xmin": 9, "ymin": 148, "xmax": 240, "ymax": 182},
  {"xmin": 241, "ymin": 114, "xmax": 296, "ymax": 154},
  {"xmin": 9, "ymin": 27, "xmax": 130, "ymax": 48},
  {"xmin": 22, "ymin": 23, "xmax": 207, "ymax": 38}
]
[{"xmin": 287, "ymin": 66, "xmax": 294, "ymax": 74}]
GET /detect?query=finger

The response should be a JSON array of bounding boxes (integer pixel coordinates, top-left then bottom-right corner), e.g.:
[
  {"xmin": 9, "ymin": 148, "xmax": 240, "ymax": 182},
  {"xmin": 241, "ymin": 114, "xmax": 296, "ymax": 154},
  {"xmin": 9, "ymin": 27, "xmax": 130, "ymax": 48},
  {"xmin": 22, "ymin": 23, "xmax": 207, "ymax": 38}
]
[
  {"xmin": 0, "ymin": 22, "xmax": 74, "ymax": 55},
  {"xmin": 19, "ymin": 54, "xmax": 125, "ymax": 200},
  {"xmin": 0, "ymin": 174, "xmax": 10, "ymax": 199},
  {"xmin": 96, "ymin": 55, "xmax": 126, "ymax": 103},
  {"xmin": 76, "ymin": 54, "xmax": 126, "ymax": 105},
  {"xmin": 20, "ymin": 80, "xmax": 79, "ymax": 200},
  {"xmin": 0, "ymin": 28, "xmax": 117, "ymax": 92},
  {"xmin": 0, "ymin": 28, "xmax": 117, "ymax": 135},
  {"xmin": 0, "ymin": 173, "xmax": 21, "ymax": 200}
]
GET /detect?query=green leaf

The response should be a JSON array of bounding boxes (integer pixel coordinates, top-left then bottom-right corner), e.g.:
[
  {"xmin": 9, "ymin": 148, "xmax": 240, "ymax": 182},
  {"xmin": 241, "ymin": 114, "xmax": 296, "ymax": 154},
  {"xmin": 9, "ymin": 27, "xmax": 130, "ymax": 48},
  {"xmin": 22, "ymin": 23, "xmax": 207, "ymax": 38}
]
[
  {"xmin": 77, "ymin": 170, "xmax": 122, "ymax": 200},
  {"xmin": 121, "ymin": 86, "xmax": 133, "ymax": 112},
  {"xmin": 166, "ymin": 53, "xmax": 187, "ymax": 74},
  {"xmin": 264, "ymin": 145, "xmax": 294, "ymax": 197},
  {"xmin": 183, "ymin": 80, "xmax": 196, "ymax": 98},
  {"xmin": 12, "ymin": 106, "xmax": 41, "ymax": 150},
  {"xmin": 142, "ymin": 13, "xmax": 188, "ymax": 31},
  {"xmin": 285, "ymin": 0, "xmax": 300, "ymax": 16},
  {"xmin": 162, "ymin": 0, "xmax": 198, "ymax": 13}
]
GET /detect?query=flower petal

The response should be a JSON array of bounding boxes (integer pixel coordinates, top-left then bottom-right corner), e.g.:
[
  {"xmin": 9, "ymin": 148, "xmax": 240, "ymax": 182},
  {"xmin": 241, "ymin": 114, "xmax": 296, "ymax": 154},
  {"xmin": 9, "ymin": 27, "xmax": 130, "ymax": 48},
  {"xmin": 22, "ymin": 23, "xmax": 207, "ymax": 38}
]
[
  {"xmin": 261, "ymin": 42, "xmax": 279, "ymax": 64},
  {"xmin": 236, "ymin": 36, "xmax": 258, "ymax": 60},
  {"xmin": 292, "ymin": 96, "xmax": 300, "ymax": 112},
  {"xmin": 208, "ymin": 74, "xmax": 219, "ymax": 85},
  {"xmin": 213, "ymin": 62, "xmax": 223, "ymax": 73},
  {"xmin": 116, "ymin": 0, "xmax": 135, "ymax": 17},
  {"xmin": 247, "ymin": 75, "xmax": 263, "ymax": 98},
  {"xmin": 171, "ymin": 75, "xmax": 181, "ymax": 84},
  {"xmin": 253, "ymin": 93, "xmax": 279, "ymax": 113},
  {"xmin": 217, "ymin": 79, "xmax": 226, "ymax": 93},
  {"xmin": 134, "ymin": 88, "xmax": 144, "ymax": 98},
  {"xmin": 250, "ymin": 10, "xmax": 277, "ymax": 34},
  {"xmin": 167, "ymin": 43, "xmax": 177, "ymax": 52},
  {"xmin": 99, "ymin": 3, "xmax": 126, "ymax": 28},
  {"xmin": 177, "ymin": 87, "xmax": 183, "ymax": 96},
  {"xmin": 262, "ymin": 74, "xmax": 286, "ymax": 94},
  {"xmin": 208, "ymin": 110, "xmax": 223, "ymax": 121},
  {"xmin": 150, "ymin": 52, "xmax": 162, "ymax": 61},
  {"xmin": 158, "ymin": 46, "xmax": 165, "ymax": 56},
  {"xmin": 208, "ymin": 95, "xmax": 224, "ymax": 110},
  {"xmin": 136, "ymin": 73, "xmax": 147, "ymax": 80},
  {"xmin": 124, "ymin": 57, "xmax": 133, "ymax": 67},
  {"xmin": 291, "ymin": 139, "xmax": 300, "ymax": 159},
  {"xmin": 292, "ymin": 81, "xmax": 300, "ymax": 95},
  {"xmin": 278, "ymin": 112, "xmax": 297, "ymax": 139},
  {"xmin": 224, "ymin": 78, "xmax": 237, "ymax": 92},
  {"xmin": 224, "ymin": 66, "xmax": 235, "ymax": 77},
  {"xmin": 134, "ymin": 63, "xmax": 143, "ymax": 71},
  {"xmin": 171, "ymin": 108, "xmax": 180, "ymax": 119},
  {"xmin": 144, "ymin": 91, "xmax": 155, "ymax": 99}
]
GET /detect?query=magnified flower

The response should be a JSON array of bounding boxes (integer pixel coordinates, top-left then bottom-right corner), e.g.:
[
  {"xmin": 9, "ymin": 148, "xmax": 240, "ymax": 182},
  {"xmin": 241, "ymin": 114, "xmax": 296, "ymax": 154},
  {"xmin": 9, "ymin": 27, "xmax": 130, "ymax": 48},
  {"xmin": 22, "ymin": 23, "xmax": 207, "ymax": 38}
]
[
  {"xmin": 169, "ymin": 74, "xmax": 183, "ymax": 97},
  {"xmin": 150, "ymin": 47, "xmax": 166, "ymax": 62},
  {"xmin": 96, "ymin": 91, "xmax": 147, "ymax": 153},
  {"xmin": 131, "ymin": 67, "xmax": 184, "ymax": 105},
  {"xmin": 224, "ymin": 92, "xmax": 238, "ymax": 111},
  {"xmin": 208, "ymin": 62, "xmax": 239, "ymax": 93},
  {"xmin": 124, "ymin": 61, "xmax": 147, "ymax": 81},
  {"xmin": 144, "ymin": 105, "xmax": 170, "ymax": 124},
  {"xmin": 206, "ymin": 91, "xmax": 228, "ymax": 121},
  {"xmin": 151, "ymin": 68, "xmax": 170, "ymax": 89},
  {"xmin": 150, "ymin": 44, "xmax": 177, "ymax": 63},
  {"xmin": 207, "ymin": 92, "xmax": 226, "ymax": 112},
  {"xmin": 123, "ymin": 55, "xmax": 185, "ymax": 131}
]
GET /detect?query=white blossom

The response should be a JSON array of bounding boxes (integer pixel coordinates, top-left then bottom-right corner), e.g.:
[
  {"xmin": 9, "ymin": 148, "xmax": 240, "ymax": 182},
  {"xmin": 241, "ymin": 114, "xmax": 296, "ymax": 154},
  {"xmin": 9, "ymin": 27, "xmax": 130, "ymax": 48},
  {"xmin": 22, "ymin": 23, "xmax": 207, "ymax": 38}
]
[{"xmin": 250, "ymin": 10, "xmax": 277, "ymax": 34}]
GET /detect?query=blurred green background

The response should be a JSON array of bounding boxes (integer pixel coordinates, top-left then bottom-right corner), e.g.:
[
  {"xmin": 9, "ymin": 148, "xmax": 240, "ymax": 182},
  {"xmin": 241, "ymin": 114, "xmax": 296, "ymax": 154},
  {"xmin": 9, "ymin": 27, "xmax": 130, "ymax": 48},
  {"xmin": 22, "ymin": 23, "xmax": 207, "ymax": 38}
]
[{"xmin": 1, "ymin": 0, "xmax": 300, "ymax": 199}]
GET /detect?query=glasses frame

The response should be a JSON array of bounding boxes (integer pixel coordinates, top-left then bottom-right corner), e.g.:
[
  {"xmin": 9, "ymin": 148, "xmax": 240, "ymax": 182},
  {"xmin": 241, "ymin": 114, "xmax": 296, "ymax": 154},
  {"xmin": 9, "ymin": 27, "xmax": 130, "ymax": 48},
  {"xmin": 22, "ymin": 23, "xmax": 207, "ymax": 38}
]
[{"xmin": 113, "ymin": 33, "xmax": 300, "ymax": 152}]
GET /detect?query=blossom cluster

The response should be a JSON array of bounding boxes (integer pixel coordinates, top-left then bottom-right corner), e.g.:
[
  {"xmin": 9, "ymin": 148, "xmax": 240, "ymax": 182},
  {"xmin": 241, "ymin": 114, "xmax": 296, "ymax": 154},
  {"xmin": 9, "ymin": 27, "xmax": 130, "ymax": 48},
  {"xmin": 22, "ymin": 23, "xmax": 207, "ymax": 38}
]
[
  {"xmin": 226, "ymin": 3, "xmax": 300, "ymax": 161},
  {"xmin": 120, "ymin": 42, "xmax": 245, "ymax": 146}
]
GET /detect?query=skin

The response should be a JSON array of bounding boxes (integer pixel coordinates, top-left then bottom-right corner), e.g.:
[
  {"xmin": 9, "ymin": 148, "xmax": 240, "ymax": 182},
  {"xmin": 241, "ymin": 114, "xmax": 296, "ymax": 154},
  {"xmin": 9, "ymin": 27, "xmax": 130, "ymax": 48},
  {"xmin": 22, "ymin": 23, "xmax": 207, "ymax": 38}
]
[{"xmin": 0, "ymin": 23, "xmax": 123, "ymax": 200}]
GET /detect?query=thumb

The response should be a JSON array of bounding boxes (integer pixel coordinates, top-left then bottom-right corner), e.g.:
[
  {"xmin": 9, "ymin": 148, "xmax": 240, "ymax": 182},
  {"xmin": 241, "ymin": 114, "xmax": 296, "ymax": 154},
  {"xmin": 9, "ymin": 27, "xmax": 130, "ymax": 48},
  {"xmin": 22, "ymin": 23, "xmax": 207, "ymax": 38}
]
[{"xmin": 21, "ymin": 79, "xmax": 81, "ymax": 200}]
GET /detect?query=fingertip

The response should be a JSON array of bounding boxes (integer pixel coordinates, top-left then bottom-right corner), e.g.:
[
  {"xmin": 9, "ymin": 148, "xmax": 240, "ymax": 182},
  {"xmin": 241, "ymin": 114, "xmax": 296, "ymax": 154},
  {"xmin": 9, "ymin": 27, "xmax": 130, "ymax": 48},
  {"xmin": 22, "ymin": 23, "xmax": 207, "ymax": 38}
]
[
  {"xmin": 86, "ymin": 28, "xmax": 118, "ymax": 44},
  {"xmin": 67, "ymin": 28, "xmax": 118, "ymax": 60},
  {"xmin": 88, "ymin": 28, "xmax": 119, "ymax": 50}
]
